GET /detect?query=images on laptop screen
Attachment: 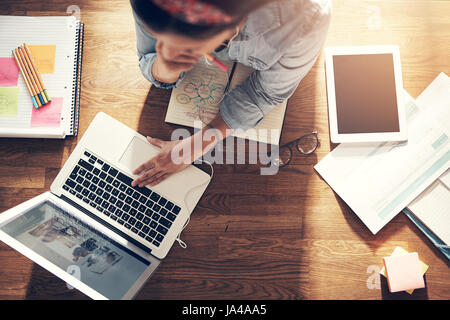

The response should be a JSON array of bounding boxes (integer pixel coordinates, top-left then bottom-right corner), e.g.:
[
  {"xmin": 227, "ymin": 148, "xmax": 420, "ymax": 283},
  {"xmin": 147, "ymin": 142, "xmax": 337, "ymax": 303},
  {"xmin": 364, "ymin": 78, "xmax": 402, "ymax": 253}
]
[{"xmin": 0, "ymin": 201, "xmax": 150, "ymax": 299}]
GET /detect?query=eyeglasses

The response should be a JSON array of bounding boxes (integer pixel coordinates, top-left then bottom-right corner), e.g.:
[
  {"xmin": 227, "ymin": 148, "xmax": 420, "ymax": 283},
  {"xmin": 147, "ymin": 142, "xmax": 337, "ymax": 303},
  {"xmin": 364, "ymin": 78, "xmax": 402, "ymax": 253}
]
[{"xmin": 271, "ymin": 131, "xmax": 319, "ymax": 168}]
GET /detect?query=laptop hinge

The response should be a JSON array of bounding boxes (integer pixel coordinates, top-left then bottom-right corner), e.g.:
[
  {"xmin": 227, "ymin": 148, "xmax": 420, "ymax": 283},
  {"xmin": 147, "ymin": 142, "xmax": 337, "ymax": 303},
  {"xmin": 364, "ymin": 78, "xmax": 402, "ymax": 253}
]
[{"xmin": 60, "ymin": 194, "xmax": 153, "ymax": 255}]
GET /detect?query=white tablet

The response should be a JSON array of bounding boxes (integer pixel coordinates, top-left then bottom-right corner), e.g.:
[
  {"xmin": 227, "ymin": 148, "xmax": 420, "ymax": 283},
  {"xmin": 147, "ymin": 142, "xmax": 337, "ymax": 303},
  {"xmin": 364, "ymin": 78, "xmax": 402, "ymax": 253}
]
[{"xmin": 325, "ymin": 45, "xmax": 407, "ymax": 143}]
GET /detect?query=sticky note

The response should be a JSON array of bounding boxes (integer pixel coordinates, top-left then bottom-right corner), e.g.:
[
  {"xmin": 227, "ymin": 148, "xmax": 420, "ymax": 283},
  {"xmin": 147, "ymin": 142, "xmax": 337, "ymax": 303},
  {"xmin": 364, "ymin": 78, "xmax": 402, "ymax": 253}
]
[
  {"xmin": 0, "ymin": 57, "xmax": 20, "ymax": 86},
  {"xmin": 380, "ymin": 246, "xmax": 428, "ymax": 294},
  {"xmin": 0, "ymin": 87, "xmax": 19, "ymax": 117},
  {"xmin": 31, "ymin": 97, "xmax": 63, "ymax": 127},
  {"xmin": 28, "ymin": 45, "xmax": 56, "ymax": 74},
  {"xmin": 383, "ymin": 252, "xmax": 425, "ymax": 293}
]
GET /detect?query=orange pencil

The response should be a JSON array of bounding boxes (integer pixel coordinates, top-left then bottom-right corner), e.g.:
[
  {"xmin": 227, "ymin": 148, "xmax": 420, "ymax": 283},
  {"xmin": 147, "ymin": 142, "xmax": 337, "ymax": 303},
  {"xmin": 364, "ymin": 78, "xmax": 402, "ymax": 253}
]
[
  {"xmin": 17, "ymin": 47, "xmax": 44, "ymax": 107},
  {"xmin": 20, "ymin": 45, "xmax": 48, "ymax": 104},
  {"xmin": 23, "ymin": 43, "xmax": 51, "ymax": 103},
  {"xmin": 12, "ymin": 49, "xmax": 39, "ymax": 109}
]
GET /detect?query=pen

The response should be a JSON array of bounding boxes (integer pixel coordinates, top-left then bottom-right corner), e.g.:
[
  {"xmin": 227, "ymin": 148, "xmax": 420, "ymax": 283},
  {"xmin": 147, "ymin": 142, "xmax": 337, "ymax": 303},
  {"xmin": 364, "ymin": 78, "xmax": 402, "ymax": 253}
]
[
  {"xmin": 204, "ymin": 52, "xmax": 228, "ymax": 72},
  {"xmin": 224, "ymin": 61, "xmax": 237, "ymax": 93}
]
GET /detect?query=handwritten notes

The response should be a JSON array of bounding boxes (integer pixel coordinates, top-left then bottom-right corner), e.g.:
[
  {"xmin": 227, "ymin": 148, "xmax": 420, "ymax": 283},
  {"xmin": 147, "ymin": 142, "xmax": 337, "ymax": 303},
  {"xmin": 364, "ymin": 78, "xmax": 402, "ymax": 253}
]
[
  {"xmin": 28, "ymin": 45, "xmax": 56, "ymax": 74},
  {"xmin": 0, "ymin": 87, "xmax": 19, "ymax": 117},
  {"xmin": 31, "ymin": 97, "xmax": 63, "ymax": 127},
  {"xmin": 0, "ymin": 57, "xmax": 19, "ymax": 86}
]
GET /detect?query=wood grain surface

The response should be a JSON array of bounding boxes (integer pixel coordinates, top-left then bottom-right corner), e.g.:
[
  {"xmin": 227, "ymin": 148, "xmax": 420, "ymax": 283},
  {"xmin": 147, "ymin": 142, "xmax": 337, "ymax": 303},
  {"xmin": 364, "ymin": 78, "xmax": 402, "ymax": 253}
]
[{"xmin": 0, "ymin": 0, "xmax": 449, "ymax": 300}]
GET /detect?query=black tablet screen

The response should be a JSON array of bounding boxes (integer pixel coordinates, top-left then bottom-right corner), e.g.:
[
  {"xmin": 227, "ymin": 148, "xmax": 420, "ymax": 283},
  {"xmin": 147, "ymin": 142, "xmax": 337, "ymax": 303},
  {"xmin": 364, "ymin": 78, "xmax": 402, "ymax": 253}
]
[{"xmin": 332, "ymin": 54, "xmax": 400, "ymax": 134}]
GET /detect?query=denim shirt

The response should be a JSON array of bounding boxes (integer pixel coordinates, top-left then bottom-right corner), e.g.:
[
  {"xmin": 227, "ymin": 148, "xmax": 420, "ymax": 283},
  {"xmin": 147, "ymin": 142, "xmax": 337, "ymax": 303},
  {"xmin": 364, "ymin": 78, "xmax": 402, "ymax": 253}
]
[{"xmin": 133, "ymin": 0, "xmax": 331, "ymax": 131}]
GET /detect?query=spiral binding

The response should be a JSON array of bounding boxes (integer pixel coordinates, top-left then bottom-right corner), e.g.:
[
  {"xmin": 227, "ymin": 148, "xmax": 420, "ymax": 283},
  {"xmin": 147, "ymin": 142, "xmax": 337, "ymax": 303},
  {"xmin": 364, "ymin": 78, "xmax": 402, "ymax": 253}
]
[{"xmin": 69, "ymin": 20, "xmax": 84, "ymax": 137}]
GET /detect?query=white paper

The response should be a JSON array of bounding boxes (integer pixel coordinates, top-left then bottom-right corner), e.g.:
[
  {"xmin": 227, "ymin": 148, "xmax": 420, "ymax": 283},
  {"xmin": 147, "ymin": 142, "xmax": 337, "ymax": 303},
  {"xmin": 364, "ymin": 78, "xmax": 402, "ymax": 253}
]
[
  {"xmin": 408, "ymin": 179, "xmax": 450, "ymax": 244},
  {"xmin": 314, "ymin": 81, "xmax": 450, "ymax": 234},
  {"xmin": 165, "ymin": 59, "xmax": 287, "ymax": 145},
  {"xmin": 439, "ymin": 168, "xmax": 450, "ymax": 189}
]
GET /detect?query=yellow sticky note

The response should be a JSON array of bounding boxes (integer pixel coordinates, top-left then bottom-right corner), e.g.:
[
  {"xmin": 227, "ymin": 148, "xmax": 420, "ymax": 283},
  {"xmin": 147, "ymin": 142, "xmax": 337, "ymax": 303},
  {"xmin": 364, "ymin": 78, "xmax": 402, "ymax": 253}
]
[
  {"xmin": 380, "ymin": 246, "xmax": 428, "ymax": 294},
  {"xmin": 28, "ymin": 45, "xmax": 56, "ymax": 74},
  {"xmin": 0, "ymin": 87, "xmax": 19, "ymax": 117}
]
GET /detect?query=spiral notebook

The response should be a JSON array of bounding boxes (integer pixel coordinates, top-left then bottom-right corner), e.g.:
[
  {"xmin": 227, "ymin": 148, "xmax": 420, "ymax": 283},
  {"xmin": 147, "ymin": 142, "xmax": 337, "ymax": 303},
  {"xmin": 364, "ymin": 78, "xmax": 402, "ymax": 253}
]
[{"xmin": 0, "ymin": 16, "xmax": 84, "ymax": 138}]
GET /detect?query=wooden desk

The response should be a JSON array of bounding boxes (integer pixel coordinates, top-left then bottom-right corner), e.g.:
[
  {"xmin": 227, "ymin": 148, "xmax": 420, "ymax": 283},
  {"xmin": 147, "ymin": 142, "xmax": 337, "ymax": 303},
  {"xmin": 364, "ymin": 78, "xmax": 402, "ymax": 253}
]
[{"xmin": 0, "ymin": 0, "xmax": 449, "ymax": 300}]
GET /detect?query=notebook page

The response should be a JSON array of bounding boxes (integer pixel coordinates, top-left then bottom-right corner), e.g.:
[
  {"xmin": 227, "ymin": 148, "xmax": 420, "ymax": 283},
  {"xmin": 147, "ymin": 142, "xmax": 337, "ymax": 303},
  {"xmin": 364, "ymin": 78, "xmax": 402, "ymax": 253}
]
[
  {"xmin": 0, "ymin": 16, "xmax": 77, "ymax": 136},
  {"xmin": 408, "ymin": 179, "xmax": 450, "ymax": 244},
  {"xmin": 166, "ymin": 60, "xmax": 287, "ymax": 145},
  {"xmin": 165, "ymin": 58, "xmax": 231, "ymax": 128}
]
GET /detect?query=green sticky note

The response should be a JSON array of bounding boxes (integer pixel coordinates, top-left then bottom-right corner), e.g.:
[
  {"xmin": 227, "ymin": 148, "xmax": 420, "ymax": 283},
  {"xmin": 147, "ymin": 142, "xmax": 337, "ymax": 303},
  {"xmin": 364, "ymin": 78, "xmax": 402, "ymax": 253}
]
[{"xmin": 0, "ymin": 87, "xmax": 19, "ymax": 117}]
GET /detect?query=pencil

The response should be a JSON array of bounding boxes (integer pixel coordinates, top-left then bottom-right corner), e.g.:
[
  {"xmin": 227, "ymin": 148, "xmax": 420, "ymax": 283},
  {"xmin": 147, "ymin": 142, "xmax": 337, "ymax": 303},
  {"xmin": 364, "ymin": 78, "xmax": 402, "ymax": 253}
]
[
  {"xmin": 20, "ymin": 45, "xmax": 48, "ymax": 104},
  {"xmin": 23, "ymin": 43, "xmax": 51, "ymax": 103},
  {"xmin": 12, "ymin": 49, "xmax": 40, "ymax": 108},
  {"xmin": 17, "ymin": 47, "xmax": 44, "ymax": 107},
  {"xmin": 12, "ymin": 49, "xmax": 39, "ymax": 109},
  {"xmin": 204, "ymin": 53, "xmax": 228, "ymax": 72}
]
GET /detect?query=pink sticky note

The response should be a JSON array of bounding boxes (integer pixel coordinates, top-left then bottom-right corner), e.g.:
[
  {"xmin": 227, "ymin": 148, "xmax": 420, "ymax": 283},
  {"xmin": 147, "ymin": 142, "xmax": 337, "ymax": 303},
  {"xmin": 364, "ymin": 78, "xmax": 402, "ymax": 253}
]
[
  {"xmin": 383, "ymin": 252, "xmax": 425, "ymax": 293},
  {"xmin": 31, "ymin": 97, "xmax": 63, "ymax": 127},
  {"xmin": 0, "ymin": 57, "xmax": 20, "ymax": 86}
]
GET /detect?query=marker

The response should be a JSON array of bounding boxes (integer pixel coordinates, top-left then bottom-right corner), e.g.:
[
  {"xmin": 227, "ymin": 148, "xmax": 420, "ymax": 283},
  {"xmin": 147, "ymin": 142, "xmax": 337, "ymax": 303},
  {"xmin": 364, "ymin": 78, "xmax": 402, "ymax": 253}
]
[
  {"xmin": 204, "ymin": 53, "xmax": 228, "ymax": 72},
  {"xmin": 12, "ymin": 49, "xmax": 40, "ymax": 108}
]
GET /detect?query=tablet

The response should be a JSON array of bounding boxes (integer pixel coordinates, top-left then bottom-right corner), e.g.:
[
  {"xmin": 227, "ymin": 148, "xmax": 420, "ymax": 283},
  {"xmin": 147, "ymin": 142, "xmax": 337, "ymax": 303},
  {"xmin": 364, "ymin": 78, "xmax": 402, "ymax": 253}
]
[{"xmin": 325, "ymin": 45, "xmax": 407, "ymax": 143}]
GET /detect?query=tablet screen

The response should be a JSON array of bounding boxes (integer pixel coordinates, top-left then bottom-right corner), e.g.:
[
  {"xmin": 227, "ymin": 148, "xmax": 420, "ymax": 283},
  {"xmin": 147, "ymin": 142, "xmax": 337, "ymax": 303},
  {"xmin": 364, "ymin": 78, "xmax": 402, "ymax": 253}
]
[{"xmin": 332, "ymin": 54, "xmax": 400, "ymax": 134}]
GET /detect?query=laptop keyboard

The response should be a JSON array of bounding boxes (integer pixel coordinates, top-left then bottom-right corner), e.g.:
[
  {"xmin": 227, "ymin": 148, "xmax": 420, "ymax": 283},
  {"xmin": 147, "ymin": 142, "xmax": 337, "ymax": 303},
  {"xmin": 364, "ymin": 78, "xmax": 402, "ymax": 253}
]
[{"xmin": 62, "ymin": 150, "xmax": 182, "ymax": 248}]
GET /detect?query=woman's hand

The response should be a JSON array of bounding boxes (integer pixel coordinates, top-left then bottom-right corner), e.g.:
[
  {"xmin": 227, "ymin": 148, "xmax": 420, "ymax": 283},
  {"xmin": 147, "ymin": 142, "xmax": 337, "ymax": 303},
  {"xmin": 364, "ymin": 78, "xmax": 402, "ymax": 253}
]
[
  {"xmin": 152, "ymin": 40, "xmax": 201, "ymax": 83},
  {"xmin": 131, "ymin": 136, "xmax": 191, "ymax": 188}
]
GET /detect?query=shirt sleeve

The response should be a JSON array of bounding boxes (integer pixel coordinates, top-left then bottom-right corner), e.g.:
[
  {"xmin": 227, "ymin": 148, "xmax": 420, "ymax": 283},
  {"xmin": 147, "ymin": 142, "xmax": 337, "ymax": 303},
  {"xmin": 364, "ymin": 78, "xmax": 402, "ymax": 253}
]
[
  {"xmin": 220, "ymin": 8, "xmax": 331, "ymax": 131},
  {"xmin": 133, "ymin": 13, "xmax": 186, "ymax": 89}
]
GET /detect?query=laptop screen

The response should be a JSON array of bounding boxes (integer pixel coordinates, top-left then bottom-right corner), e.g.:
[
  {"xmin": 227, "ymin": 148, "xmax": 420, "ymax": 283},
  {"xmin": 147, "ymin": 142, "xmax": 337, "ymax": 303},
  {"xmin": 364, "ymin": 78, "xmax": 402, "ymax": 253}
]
[{"xmin": 0, "ymin": 200, "xmax": 151, "ymax": 299}]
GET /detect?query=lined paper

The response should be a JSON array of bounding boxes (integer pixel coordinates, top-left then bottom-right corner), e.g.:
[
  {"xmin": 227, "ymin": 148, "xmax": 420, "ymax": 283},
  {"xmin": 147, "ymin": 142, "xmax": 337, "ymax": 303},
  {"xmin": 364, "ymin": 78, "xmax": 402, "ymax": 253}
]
[
  {"xmin": 408, "ymin": 179, "xmax": 450, "ymax": 244},
  {"xmin": 165, "ymin": 59, "xmax": 287, "ymax": 145},
  {"xmin": 0, "ymin": 16, "xmax": 77, "ymax": 135}
]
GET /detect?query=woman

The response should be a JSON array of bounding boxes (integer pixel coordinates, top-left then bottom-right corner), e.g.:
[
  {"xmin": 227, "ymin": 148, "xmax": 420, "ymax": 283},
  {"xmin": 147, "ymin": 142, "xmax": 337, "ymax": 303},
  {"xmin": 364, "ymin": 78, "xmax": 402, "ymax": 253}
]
[{"xmin": 130, "ymin": 0, "xmax": 331, "ymax": 187}]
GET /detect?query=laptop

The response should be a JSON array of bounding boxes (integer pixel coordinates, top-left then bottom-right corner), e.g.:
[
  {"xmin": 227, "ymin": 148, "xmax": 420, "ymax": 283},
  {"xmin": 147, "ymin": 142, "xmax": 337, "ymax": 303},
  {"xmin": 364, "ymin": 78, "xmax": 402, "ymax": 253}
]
[{"xmin": 0, "ymin": 112, "xmax": 211, "ymax": 299}]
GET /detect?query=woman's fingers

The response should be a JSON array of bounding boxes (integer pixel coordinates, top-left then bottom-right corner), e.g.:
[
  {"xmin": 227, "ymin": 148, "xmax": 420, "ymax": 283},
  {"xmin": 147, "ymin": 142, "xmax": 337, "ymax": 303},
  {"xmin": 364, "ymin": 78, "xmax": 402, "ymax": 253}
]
[
  {"xmin": 136, "ymin": 170, "xmax": 167, "ymax": 188},
  {"xmin": 148, "ymin": 173, "xmax": 169, "ymax": 187},
  {"xmin": 132, "ymin": 159, "xmax": 155, "ymax": 175},
  {"xmin": 147, "ymin": 136, "xmax": 164, "ymax": 147},
  {"xmin": 132, "ymin": 166, "xmax": 159, "ymax": 187}
]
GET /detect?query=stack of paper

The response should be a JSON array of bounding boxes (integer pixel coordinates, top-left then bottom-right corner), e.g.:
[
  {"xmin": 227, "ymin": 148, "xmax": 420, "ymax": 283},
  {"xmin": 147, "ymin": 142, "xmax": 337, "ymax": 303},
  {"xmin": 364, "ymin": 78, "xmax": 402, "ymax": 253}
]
[
  {"xmin": 380, "ymin": 247, "xmax": 428, "ymax": 294},
  {"xmin": 314, "ymin": 73, "xmax": 450, "ymax": 234},
  {"xmin": 405, "ymin": 73, "xmax": 450, "ymax": 252}
]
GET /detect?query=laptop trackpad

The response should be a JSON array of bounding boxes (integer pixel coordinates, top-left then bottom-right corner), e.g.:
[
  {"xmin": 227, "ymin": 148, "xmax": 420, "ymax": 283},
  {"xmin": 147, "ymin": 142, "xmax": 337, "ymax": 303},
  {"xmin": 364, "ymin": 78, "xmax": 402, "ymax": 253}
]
[{"xmin": 118, "ymin": 136, "xmax": 160, "ymax": 173}]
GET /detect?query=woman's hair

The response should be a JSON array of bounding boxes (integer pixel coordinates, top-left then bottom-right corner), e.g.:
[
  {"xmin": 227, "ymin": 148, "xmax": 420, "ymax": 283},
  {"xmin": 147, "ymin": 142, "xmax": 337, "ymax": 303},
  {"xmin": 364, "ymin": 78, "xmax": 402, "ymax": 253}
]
[{"xmin": 130, "ymin": 0, "xmax": 273, "ymax": 39}]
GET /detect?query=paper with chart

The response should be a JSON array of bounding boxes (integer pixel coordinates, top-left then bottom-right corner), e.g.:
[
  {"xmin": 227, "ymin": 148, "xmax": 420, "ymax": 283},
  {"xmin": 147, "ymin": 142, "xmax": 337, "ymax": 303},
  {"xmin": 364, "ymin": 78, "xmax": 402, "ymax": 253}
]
[
  {"xmin": 314, "ymin": 83, "xmax": 450, "ymax": 235},
  {"xmin": 165, "ymin": 58, "xmax": 287, "ymax": 145},
  {"xmin": 405, "ymin": 72, "xmax": 450, "ymax": 245}
]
